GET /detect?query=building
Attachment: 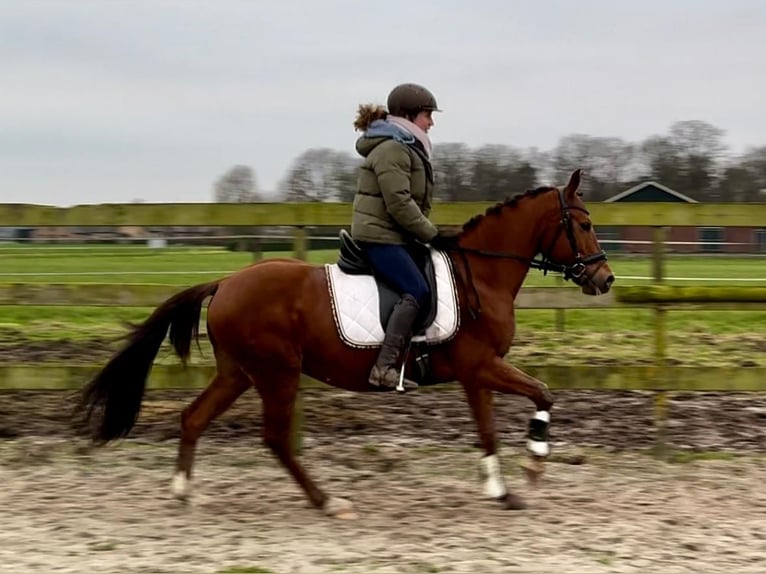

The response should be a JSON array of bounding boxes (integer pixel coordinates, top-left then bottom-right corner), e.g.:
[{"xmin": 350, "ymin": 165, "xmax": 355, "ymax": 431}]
[{"xmin": 602, "ymin": 181, "xmax": 765, "ymax": 254}]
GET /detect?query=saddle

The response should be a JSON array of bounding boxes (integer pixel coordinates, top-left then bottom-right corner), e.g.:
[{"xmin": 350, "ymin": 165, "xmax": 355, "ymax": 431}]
[{"xmin": 336, "ymin": 230, "xmax": 439, "ymax": 335}]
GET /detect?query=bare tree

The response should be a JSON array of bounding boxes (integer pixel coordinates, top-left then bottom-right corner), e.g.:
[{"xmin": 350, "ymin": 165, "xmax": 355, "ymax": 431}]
[
  {"xmin": 641, "ymin": 136, "xmax": 683, "ymax": 189},
  {"xmin": 740, "ymin": 146, "xmax": 766, "ymax": 199},
  {"xmin": 718, "ymin": 146, "xmax": 766, "ymax": 202},
  {"xmin": 213, "ymin": 165, "xmax": 260, "ymax": 203},
  {"xmin": 281, "ymin": 148, "xmax": 358, "ymax": 202},
  {"xmin": 210, "ymin": 165, "xmax": 262, "ymax": 253},
  {"xmin": 432, "ymin": 143, "xmax": 473, "ymax": 201},
  {"xmin": 668, "ymin": 120, "xmax": 726, "ymax": 159},
  {"xmin": 671, "ymin": 120, "xmax": 727, "ymax": 199},
  {"xmin": 525, "ymin": 146, "xmax": 553, "ymax": 185},
  {"xmin": 274, "ymin": 117, "xmax": 757, "ymax": 204},
  {"xmin": 552, "ymin": 135, "xmax": 636, "ymax": 200},
  {"xmin": 641, "ymin": 121, "xmax": 727, "ymax": 200},
  {"xmin": 470, "ymin": 144, "xmax": 538, "ymax": 201}
]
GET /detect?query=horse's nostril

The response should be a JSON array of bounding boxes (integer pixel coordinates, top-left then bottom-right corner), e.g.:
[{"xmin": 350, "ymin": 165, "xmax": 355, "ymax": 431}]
[{"xmin": 604, "ymin": 275, "xmax": 615, "ymax": 290}]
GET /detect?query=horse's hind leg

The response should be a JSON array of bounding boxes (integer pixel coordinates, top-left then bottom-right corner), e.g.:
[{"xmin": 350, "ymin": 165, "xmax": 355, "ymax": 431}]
[
  {"xmin": 253, "ymin": 367, "xmax": 357, "ymax": 519},
  {"xmin": 171, "ymin": 365, "xmax": 251, "ymax": 500}
]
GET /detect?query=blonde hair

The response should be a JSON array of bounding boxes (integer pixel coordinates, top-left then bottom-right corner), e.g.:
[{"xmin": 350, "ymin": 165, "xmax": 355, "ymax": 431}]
[{"xmin": 353, "ymin": 104, "xmax": 388, "ymax": 131}]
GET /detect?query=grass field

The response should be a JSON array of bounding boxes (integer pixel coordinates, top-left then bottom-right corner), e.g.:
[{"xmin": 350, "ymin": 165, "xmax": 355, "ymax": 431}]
[
  {"xmin": 0, "ymin": 304, "xmax": 763, "ymax": 338},
  {"xmin": 0, "ymin": 244, "xmax": 765, "ymax": 286},
  {"xmin": 0, "ymin": 306, "xmax": 762, "ymax": 368}
]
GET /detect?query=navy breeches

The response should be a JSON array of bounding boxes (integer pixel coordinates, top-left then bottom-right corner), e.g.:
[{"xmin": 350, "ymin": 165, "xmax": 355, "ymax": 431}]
[{"xmin": 358, "ymin": 242, "xmax": 430, "ymax": 306}]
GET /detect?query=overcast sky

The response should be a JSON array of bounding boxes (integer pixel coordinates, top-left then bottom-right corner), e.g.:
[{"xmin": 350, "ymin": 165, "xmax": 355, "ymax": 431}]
[{"xmin": 2, "ymin": 0, "xmax": 764, "ymax": 206}]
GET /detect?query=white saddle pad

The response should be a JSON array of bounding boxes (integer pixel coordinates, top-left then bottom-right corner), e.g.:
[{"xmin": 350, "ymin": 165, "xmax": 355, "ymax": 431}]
[{"xmin": 325, "ymin": 249, "xmax": 460, "ymax": 348}]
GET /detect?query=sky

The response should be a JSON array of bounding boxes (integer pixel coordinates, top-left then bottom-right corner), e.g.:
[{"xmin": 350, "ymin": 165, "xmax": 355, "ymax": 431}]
[{"xmin": 2, "ymin": 0, "xmax": 765, "ymax": 206}]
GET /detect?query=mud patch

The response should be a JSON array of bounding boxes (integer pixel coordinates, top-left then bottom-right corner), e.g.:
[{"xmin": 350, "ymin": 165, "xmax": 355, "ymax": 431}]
[{"xmin": 1, "ymin": 388, "xmax": 765, "ymax": 453}]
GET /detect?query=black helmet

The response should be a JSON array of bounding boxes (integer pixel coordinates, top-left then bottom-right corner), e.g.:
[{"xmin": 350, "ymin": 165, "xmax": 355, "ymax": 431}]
[{"xmin": 387, "ymin": 83, "xmax": 441, "ymax": 117}]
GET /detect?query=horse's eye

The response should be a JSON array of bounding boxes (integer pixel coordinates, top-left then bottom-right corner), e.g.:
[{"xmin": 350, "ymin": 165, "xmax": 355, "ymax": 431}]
[{"xmin": 580, "ymin": 222, "xmax": 592, "ymax": 232}]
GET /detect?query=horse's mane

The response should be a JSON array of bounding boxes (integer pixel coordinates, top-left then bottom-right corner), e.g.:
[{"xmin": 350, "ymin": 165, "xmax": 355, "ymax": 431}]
[{"xmin": 461, "ymin": 186, "xmax": 558, "ymax": 232}]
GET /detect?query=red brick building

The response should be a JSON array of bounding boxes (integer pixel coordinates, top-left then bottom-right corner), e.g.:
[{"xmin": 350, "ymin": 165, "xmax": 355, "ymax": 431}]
[{"xmin": 601, "ymin": 182, "xmax": 765, "ymax": 254}]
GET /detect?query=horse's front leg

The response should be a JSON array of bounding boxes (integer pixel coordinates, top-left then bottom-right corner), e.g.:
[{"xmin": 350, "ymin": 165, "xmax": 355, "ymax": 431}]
[
  {"xmin": 461, "ymin": 383, "xmax": 527, "ymax": 509},
  {"xmin": 472, "ymin": 356, "xmax": 554, "ymax": 483}
]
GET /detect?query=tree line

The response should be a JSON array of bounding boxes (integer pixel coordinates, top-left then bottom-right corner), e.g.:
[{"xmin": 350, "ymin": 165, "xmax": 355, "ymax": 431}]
[{"xmin": 214, "ymin": 120, "xmax": 766, "ymax": 204}]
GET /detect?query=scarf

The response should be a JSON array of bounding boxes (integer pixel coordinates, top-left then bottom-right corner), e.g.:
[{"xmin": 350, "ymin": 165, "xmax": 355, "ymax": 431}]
[{"xmin": 386, "ymin": 115, "xmax": 433, "ymax": 159}]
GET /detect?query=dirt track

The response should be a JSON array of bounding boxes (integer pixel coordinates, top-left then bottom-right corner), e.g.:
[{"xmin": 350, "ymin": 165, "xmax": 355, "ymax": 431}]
[
  {"xmin": 1, "ymin": 386, "xmax": 766, "ymax": 574},
  {"xmin": 1, "ymin": 386, "xmax": 766, "ymax": 453},
  {"xmin": 1, "ymin": 338, "xmax": 765, "ymax": 573}
]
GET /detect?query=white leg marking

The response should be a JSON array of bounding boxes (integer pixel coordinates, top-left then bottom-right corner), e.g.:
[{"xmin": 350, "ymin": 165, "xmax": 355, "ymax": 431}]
[
  {"xmin": 480, "ymin": 454, "xmax": 507, "ymax": 498},
  {"xmin": 171, "ymin": 471, "xmax": 190, "ymax": 499},
  {"xmin": 527, "ymin": 410, "xmax": 551, "ymax": 457},
  {"xmin": 526, "ymin": 439, "xmax": 550, "ymax": 457},
  {"xmin": 324, "ymin": 496, "xmax": 358, "ymax": 519},
  {"xmin": 534, "ymin": 410, "xmax": 550, "ymax": 423}
]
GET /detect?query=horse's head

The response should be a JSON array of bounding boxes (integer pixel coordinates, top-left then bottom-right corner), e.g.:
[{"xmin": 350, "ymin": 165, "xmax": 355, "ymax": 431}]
[{"xmin": 539, "ymin": 170, "xmax": 615, "ymax": 295}]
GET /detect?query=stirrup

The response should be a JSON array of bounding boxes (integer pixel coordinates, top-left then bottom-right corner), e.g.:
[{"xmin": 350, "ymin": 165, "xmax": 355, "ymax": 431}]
[
  {"xmin": 395, "ymin": 364, "xmax": 418, "ymax": 393},
  {"xmin": 396, "ymin": 364, "xmax": 420, "ymax": 393}
]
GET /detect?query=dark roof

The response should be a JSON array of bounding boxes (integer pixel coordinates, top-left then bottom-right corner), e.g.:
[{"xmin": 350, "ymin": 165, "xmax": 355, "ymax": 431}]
[{"xmin": 604, "ymin": 181, "xmax": 698, "ymax": 203}]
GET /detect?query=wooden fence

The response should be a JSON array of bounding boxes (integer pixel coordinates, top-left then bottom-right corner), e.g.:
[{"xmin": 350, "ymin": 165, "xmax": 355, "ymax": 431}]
[{"xmin": 1, "ymin": 202, "xmax": 765, "ymax": 449}]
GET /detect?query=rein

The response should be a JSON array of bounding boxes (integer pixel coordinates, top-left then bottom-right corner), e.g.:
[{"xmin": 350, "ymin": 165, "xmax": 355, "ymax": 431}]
[{"xmin": 442, "ymin": 188, "xmax": 608, "ymax": 319}]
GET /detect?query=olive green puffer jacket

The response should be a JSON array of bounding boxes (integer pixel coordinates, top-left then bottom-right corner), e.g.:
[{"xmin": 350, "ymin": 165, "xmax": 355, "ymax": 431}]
[{"xmin": 351, "ymin": 136, "xmax": 438, "ymax": 245}]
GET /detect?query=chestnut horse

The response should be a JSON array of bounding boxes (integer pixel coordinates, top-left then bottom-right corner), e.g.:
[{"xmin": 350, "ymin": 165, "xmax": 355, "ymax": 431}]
[{"xmin": 76, "ymin": 169, "xmax": 614, "ymax": 518}]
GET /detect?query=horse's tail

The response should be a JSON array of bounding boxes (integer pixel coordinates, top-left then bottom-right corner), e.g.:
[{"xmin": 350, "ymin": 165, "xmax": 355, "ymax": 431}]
[{"xmin": 75, "ymin": 281, "xmax": 220, "ymax": 444}]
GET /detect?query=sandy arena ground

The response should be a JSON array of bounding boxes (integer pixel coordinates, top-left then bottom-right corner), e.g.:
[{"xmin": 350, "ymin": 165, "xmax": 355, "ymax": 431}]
[{"xmin": 1, "ymin": 387, "xmax": 764, "ymax": 574}]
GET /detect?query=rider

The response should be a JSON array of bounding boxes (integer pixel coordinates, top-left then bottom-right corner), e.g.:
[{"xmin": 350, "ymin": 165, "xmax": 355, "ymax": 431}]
[{"xmin": 351, "ymin": 82, "xmax": 454, "ymax": 390}]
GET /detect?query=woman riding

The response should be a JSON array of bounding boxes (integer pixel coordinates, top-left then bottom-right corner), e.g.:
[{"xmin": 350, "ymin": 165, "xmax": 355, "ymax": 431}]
[{"xmin": 351, "ymin": 82, "xmax": 454, "ymax": 390}]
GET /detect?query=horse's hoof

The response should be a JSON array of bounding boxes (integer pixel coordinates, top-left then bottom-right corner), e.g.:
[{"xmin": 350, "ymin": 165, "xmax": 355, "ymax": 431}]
[
  {"xmin": 520, "ymin": 457, "xmax": 546, "ymax": 487},
  {"xmin": 171, "ymin": 472, "xmax": 191, "ymax": 500},
  {"xmin": 335, "ymin": 508, "xmax": 360, "ymax": 520},
  {"xmin": 324, "ymin": 497, "xmax": 358, "ymax": 520},
  {"xmin": 502, "ymin": 493, "xmax": 527, "ymax": 510}
]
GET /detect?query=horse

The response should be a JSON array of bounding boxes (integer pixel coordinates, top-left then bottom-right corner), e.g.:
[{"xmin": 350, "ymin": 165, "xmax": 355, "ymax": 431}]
[{"xmin": 75, "ymin": 169, "xmax": 614, "ymax": 518}]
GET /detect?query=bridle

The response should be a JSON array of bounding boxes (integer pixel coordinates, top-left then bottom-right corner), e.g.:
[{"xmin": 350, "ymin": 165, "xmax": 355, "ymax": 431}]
[
  {"xmin": 536, "ymin": 188, "xmax": 608, "ymax": 282},
  {"xmin": 442, "ymin": 188, "xmax": 608, "ymax": 318}
]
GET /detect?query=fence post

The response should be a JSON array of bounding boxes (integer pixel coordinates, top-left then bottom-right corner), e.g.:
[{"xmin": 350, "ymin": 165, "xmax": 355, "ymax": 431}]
[
  {"xmin": 251, "ymin": 234, "xmax": 262, "ymax": 262},
  {"xmin": 652, "ymin": 226, "xmax": 665, "ymax": 283},
  {"xmin": 293, "ymin": 226, "xmax": 307, "ymax": 261},
  {"xmin": 555, "ymin": 274, "xmax": 565, "ymax": 331},
  {"xmin": 652, "ymin": 226, "xmax": 669, "ymax": 458}
]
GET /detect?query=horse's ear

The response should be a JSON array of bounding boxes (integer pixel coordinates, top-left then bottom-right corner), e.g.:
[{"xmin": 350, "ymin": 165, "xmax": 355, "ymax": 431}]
[{"xmin": 564, "ymin": 169, "xmax": 583, "ymax": 198}]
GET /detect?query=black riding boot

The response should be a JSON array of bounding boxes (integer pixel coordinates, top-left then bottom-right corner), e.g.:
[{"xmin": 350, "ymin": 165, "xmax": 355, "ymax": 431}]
[{"xmin": 368, "ymin": 294, "xmax": 420, "ymax": 391}]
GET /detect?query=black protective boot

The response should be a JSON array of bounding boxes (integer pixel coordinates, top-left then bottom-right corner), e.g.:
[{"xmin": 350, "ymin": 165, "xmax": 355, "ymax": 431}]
[{"xmin": 368, "ymin": 294, "xmax": 420, "ymax": 391}]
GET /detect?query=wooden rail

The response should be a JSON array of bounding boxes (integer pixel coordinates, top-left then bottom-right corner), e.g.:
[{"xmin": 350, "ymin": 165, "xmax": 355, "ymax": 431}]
[
  {"xmin": 2, "ymin": 364, "xmax": 762, "ymax": 392},
  {"xmin": 2, "ymin": 201, "xmax": 765, "ymax": 227},
  {"xmin": 2, "ymin": 283, "xmax": 764, "ymax": 308}
]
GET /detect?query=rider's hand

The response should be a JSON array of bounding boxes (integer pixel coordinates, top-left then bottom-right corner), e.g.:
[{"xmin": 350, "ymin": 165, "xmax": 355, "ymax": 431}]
[{"xmin": 429, "ymin": 229, "xmax": 461, "ymax": 251}]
